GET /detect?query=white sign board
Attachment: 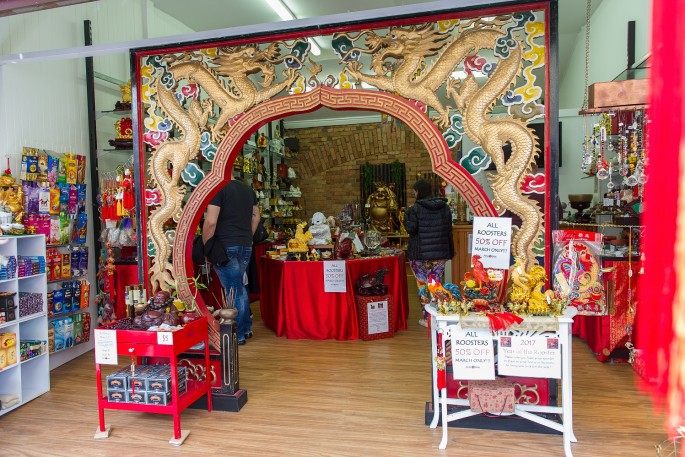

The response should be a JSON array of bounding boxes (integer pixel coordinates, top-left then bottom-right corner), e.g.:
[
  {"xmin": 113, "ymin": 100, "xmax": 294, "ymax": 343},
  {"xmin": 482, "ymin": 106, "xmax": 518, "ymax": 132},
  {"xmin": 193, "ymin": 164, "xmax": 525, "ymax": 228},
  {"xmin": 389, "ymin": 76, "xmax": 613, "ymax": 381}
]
[
  {"xmin": 157, "ymin": 332, "xmax": 173, "ymax": 345},
  {"xmin": 450, "ymin": 326, "xmax": 495, "ymax": 380},
  {"xmin": 471, "ymin": 217, "xmax": 512, "ymax": 270},
  {"xmin": 94, "ymin": 329, "xmax": 118, "ymax": 365},
  {"xmin": 366, "ymin": 300, "xmax": 389, "ymax": 334},
  {"xmin": 324, "ymin": 260, "xmax": 346, "ymax": 292},
  {"xmin": 498, "ymin": 334, "xmax": 561, "ymax": 379}
]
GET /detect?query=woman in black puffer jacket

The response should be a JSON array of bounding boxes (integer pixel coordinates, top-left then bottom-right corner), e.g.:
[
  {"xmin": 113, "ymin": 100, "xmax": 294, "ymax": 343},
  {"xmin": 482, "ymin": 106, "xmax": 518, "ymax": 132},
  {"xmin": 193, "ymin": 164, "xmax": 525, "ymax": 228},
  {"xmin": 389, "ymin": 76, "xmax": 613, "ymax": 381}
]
[{"xmin": 404, "ymin": 179, "xmax": 454, "ymax": 327}]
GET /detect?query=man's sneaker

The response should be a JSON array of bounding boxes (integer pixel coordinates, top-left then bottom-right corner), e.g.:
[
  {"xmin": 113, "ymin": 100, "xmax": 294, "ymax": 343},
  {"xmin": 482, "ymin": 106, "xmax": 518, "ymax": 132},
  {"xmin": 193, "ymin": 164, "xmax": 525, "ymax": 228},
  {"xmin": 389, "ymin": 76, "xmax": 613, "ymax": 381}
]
[{"xmin": 418, "ymin": 318, "xmax": 428, "ymax": 328}]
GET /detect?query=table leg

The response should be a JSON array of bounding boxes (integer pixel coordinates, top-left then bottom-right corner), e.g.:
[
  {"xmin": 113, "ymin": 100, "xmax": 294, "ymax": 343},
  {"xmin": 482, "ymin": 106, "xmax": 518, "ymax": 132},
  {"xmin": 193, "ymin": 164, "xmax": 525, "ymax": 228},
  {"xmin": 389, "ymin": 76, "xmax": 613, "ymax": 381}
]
[
  {"xmin": 561, "ymin": 325, "xmax": 575, "ymax": 456},
  {"xmin": 429, "ymin": 317, "xmax": 440, "ymax": 429},
  {"xmin": 205, "ymin": 336, "xmax": 213, "ymax": 412},
  {"xmin": 566, "ymin": 329, "xmax": 577, "ymax": 442},
  {"xmin": 439, "ymin": 387, "xmax": 449, "ymax": 450},
  {"xmin": 170, "ymin": 357, "xmax": 181, "ymax": 440}
]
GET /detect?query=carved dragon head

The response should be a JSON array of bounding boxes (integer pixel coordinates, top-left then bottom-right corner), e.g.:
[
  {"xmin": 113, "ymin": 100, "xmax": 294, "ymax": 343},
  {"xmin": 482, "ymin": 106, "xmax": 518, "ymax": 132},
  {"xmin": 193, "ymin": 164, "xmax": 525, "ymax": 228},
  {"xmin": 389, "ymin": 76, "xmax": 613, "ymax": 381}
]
[
  {"xmin": 367, "ymin": 24, "xmax": 450, "ymax": 74},
  {"xmin": 214, "ymin": 43, "xmax": 282, "ymax": 86}
]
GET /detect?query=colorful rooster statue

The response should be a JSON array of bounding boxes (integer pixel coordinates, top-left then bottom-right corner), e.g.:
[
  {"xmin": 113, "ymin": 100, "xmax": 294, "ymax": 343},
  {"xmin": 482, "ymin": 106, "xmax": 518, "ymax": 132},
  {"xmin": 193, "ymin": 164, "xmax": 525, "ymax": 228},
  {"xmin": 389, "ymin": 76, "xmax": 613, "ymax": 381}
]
[
  {"xmin": 427, "ymin": 274, "xmax": 452, "ymax": 302},
  {"xmin": 465, "ymin": 255, "xmax": 490, "ymax": 288}
]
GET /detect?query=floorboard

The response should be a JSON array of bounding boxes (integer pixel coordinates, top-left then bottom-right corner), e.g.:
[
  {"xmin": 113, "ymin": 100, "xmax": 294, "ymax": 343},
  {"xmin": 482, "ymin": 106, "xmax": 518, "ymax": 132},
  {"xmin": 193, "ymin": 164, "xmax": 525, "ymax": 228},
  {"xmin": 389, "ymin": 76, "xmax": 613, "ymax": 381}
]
[{"xmin": 0, "ymin": 275, "xmax": 667, "ymax": 456}]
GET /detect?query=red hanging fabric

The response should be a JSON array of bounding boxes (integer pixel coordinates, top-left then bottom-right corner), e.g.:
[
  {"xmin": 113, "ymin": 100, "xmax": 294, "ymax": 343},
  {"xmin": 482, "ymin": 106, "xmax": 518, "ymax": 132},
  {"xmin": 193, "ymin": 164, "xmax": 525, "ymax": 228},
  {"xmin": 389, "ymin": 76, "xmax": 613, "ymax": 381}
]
[{"xmin": 638, "ymin": 0, "xmax": 684, "ymax": 433}]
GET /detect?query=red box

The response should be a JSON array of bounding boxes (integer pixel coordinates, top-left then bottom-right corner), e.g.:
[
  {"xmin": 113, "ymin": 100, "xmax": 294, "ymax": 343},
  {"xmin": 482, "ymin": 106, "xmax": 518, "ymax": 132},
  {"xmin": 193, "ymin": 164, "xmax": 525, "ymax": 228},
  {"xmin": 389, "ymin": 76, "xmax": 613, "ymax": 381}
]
[
  {"xmin": 355, "ymin": 295, "xmax": 394, "ymax": 341},
  {"xmin": 468, "ymin": 378, "xmax": 515, "ymax": 414}
]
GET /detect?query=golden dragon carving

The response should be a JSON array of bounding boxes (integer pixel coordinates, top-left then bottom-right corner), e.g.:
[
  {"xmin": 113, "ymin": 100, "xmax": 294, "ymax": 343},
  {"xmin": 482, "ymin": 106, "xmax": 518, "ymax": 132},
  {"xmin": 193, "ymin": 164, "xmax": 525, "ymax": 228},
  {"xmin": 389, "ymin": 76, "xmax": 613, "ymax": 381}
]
[
  {"xmin": 343, "ymin": 23, "xmax": 543, "ymax": 269},
  {"xmin": 148, "ymin": 44, "xmax": 298, "ymax": 291}
]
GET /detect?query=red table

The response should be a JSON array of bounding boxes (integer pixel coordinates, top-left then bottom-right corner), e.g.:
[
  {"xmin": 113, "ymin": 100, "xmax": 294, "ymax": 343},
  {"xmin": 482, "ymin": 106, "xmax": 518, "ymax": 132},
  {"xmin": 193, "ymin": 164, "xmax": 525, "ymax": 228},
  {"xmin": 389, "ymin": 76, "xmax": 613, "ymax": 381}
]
[
  {"xmin": 94, "ymin": 317, "xmax": 212, "ymax": 445},
  {"xmin": 259, "ymin": 254, "xmax": 409, "ymax": 340}
]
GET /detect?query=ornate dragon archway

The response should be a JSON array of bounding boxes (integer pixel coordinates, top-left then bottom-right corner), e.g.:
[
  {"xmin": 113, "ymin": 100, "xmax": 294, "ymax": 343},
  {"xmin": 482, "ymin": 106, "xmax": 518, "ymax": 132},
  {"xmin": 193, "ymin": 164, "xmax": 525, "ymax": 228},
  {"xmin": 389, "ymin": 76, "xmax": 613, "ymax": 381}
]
[{"xmin": 133, "ymin": 4, "xmax": 555, "ymax": 347}]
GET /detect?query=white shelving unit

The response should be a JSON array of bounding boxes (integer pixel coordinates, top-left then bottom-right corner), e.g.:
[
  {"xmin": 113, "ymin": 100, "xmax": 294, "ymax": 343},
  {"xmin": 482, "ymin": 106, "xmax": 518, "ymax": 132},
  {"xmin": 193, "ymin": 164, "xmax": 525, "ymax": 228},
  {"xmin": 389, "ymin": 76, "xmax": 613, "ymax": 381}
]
[{"xmin": 0, "ymin": 235, "xmax": 49, "ymax": 416}]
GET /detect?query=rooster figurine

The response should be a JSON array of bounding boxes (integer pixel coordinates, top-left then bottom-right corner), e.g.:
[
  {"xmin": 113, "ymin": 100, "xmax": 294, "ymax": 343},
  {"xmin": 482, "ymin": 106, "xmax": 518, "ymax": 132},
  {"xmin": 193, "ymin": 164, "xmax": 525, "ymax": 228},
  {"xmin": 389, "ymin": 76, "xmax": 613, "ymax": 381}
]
[
  {"xmin": 465, "ymin": 255, "xmax": 490, "ymax": 288},
  {"xmin": 427, "ymin": 274, "xmax": 452, "ymax": 303}
]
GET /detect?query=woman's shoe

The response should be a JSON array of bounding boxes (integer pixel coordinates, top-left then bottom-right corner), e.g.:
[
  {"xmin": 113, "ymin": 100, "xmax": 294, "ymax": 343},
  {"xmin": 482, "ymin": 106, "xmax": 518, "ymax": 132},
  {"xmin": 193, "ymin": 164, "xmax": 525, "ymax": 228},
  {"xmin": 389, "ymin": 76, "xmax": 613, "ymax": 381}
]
[{"xmin": 418, "ymin": 318, "xmax": 428, "ymax": 328}]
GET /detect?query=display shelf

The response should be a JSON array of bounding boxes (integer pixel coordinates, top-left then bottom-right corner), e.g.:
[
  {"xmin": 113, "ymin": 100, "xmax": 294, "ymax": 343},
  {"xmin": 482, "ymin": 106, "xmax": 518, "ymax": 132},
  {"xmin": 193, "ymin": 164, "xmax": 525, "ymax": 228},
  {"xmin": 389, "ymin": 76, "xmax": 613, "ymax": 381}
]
[
  {"xmin": 0, "ymin": 278, "xmax": 16, "ymax": 285},
  {"xmin": 0, "ymin": 235, "xmax": 49, "ymax": 414},
  {"xmin": 47, "ymin": 243, "xmax": 86, "ymax": 248},
  {"xmin": 49, "ymin": 309, "xmax": 88, "ymax": 320},
  {"xmin": 95, "ymin": 109, "xmax": 131, "ymax": 120},
  {"xmin": 18, "ymin": 272, "xmax": 46, "ymax": 281},
  {"xmin": 0, "ymin": 361, "xmax": 19, "ymax": 373},
  {"xmin": 48, "ymin": 275, "xmax": 87, "ymax": 284},
  {"xmin": 20, "ymin": 351, "xmax": 47, "ymax": 365}
]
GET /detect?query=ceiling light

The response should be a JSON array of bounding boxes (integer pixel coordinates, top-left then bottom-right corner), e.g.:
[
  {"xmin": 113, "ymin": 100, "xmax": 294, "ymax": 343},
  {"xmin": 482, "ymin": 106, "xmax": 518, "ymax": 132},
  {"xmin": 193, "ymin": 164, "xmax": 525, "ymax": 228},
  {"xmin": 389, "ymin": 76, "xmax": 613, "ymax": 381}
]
[{"xmin": 264, "ymin": 0, "xmax": 321, "ymax": 56}]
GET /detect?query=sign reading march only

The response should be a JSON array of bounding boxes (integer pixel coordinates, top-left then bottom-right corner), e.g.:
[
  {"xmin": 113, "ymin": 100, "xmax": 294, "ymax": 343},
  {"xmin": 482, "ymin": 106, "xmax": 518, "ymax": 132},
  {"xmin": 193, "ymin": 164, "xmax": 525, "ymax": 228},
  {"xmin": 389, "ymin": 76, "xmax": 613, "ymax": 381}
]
[{"xmin": 471, "ymin": 217, "xmax": 512, "ymax": 270}]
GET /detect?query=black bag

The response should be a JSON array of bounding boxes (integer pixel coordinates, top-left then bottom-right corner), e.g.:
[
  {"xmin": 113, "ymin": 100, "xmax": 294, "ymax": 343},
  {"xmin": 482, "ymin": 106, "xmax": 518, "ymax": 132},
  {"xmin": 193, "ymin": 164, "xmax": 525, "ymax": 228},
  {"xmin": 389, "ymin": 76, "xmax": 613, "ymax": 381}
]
[
  {"xmin": 192, "ymin": 235, "xmax": 205, "ymax": 265},
  {"xmin": 253, "ymin": 219, "xmax": 269, "ymax": 243},
  {"xmin": 192, "ymin": 235, "xmax": 228, "ymax": 266}
]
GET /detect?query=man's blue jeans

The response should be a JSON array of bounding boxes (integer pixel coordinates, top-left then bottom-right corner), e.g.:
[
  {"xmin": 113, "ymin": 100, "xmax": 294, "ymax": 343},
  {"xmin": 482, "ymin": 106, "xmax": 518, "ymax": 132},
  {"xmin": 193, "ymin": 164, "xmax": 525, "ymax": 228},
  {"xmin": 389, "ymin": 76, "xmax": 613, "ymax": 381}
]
[{"xmin": 213, "ymin": 245, "xmax": 252, "ymax": 342}]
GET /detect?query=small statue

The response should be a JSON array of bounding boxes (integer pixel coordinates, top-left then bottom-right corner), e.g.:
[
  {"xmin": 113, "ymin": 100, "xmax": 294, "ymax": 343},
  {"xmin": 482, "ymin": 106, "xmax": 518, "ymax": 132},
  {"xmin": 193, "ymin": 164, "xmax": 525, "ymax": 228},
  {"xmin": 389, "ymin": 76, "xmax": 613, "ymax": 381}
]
[
  {"xmin": 308, "ymin": 212, "xmax": 332, "ymax": 246},
  {"xmin": 287, "ymin": 222, "xmax": 312, "ymax": 252},
  {"xmin": 365, "ymin": 182, "xmax": 399, "ymax": 234}
]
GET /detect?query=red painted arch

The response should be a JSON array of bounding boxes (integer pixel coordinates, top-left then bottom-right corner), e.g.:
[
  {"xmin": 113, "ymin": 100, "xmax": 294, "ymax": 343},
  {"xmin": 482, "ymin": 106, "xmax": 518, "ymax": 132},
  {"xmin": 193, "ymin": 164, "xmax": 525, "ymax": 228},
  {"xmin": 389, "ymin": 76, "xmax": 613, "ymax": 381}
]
[{"xmin": 170, "ymin": 85, "xmax": 497, "ymax": 341}]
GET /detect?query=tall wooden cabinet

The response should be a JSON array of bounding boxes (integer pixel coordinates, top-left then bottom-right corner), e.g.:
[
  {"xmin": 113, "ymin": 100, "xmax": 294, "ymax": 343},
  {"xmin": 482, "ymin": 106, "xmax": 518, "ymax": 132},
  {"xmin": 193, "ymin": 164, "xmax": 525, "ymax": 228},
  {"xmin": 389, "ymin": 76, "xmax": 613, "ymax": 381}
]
[{"xmin": 451, "ymin": 224, "xmax": 472, "ymax": 285}]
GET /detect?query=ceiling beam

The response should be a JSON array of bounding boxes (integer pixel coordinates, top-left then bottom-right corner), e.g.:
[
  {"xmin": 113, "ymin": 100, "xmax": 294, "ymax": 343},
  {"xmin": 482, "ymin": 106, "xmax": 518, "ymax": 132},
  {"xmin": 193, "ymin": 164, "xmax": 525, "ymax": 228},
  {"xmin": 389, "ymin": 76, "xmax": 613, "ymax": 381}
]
[{"xmin": 0, "ymin": 0, "xmax": 542, "ymax": 65}]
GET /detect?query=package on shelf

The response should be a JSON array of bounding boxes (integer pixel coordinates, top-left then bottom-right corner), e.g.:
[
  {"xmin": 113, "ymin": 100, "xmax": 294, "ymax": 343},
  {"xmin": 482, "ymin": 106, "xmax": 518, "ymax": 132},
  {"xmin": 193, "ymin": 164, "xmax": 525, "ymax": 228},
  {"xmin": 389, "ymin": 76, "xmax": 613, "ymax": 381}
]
[
  {"xmin": 17, "ymin": 255, "xmax": 45, "ymax": 277},
  {"xmin": 19, "ymin": 339, "xmax": 46, "ymax": 362},
  {"xmin": 52, "ymin": 317, "xmax": 74, "ymax": 351},
  {"xmin": 0, "ymin": 348, "xmax": 6, "ymax": 369},
  {"xmin": 0, "ymin": 332, "xmax": 16, "ymax": 349},
  {"xmin": 6, "ymin": 345, "xmax": 17, "ymax": 365},
  {"xmin": 47, "ymin": 326, "xmax": 54, "ymax": 354},
  {"xmin": 48, "ymin": 280, "xmax": 88, "ymax": 316},
  {"xmin": 0, "ymin": 293, "xmax": 16, "ymax": 323},
  {"xmin": 126, "ymin": 390, "xmax": 147, "ymax": 404},
  {"xmin": 81, "ymin": 312, "xmax": 91, "ymax": 342},
  {"xmin": 18, "ymin": 292, "xmax": 43, "ymax": 318},
  {"xmin": 0, "ymin": 255, "xmax": 17, "ymax": 280},
  {"xmin": 46, "ymin": 247, "xmax": 87, "ymax": 281},
  {"xmin": 73, "ymin": 312, "xmax": 84, "ymax": 344}
]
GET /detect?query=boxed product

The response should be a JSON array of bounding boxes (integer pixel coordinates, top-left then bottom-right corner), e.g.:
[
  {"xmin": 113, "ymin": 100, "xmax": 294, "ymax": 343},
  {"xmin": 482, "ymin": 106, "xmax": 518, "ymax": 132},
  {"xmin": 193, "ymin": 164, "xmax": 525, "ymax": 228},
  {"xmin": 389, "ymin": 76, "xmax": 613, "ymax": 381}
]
[
  {"xmin": 0, "ymin": 332, "xmax": 16, "ymax": 349},
  {"xmin": 61, "ymin": 253, "xmax": 71, "ymax": 279},
  {"xmin": 48, "ymin": 327, "xmax": 55, "ymax": 354},
  {"xmin": 52, "ymin": 317, "xmax": 73, "ymax": 352},
  {"xmin": 0, "ymin": 348, "xmax": 6, "ymax": 369},
  {"xmin": 72, "ymin": 312, "xmax": 83, "ymax": 344},
  {"xmin": 126, "ymin": 390, "xmax": 147, "ymax": 404},
  {"xmin": 0, "ymin": 293, "xmax": 16, "ymax": 323},
  {"xmin": 145, "ymin": 366, "xmax": 188, "ymax": 393},
  {"xmin": 52, "ymin": 290, "xmax": 64, "ymax": 314},
  {"xmin": 106, "ymin": 367, "xmax": 130, "ymax": 390},
  {"xmin": 6, "ymin": 345, "xmax": 17, "ymax": 366},
  {"xmin": 146, "ymin": 390, "xmax": 172, "ymax": 406},
  {"xmin": 107, "ymin": 390, "xmax": 126, "ymax": 403},
  {"xmin": 81, "ymin": 312, "xmax": 91, "ymax": 343}
]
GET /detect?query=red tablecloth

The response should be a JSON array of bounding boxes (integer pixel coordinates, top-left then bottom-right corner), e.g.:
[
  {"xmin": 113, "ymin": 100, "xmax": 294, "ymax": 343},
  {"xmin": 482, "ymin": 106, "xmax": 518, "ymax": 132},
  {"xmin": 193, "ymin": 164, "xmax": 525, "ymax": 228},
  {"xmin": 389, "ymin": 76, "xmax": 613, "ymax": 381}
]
[
  {"xmin": 572, "ymin": 259, "xmax": 640, "ymax": 362},
  {"xmin": 259, "ymin": 254, "xmax": 409, "ymax": 340}
]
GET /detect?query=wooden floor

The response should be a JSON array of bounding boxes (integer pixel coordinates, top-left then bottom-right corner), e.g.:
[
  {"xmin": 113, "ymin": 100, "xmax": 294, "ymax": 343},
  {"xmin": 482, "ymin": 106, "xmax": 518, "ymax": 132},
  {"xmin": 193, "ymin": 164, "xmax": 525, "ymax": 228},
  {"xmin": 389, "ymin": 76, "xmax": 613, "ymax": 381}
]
[{"xmin": 0, "ymin": 281, "xmax": 667, "ymax": 456}]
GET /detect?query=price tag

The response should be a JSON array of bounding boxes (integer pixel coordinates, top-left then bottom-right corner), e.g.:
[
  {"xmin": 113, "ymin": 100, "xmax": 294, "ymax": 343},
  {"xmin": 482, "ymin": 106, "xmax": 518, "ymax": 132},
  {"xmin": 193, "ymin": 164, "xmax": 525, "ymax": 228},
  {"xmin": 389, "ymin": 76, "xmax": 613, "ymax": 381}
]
[
  {"xmin": 94, "ymin": 329, "xmax": 118, "ymax": 365},
  {"xmin": 157, "ymin": 332, "xmax": 173, "ymax": 345}
]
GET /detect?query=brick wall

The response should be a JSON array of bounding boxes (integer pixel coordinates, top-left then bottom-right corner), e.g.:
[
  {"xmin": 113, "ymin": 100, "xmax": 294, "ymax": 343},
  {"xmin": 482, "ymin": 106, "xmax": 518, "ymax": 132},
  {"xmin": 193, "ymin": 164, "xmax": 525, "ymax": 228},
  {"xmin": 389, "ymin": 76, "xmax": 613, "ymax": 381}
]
[{"xmin": 285, "ymin": 122, "xmax": 439, "ymax": 221}]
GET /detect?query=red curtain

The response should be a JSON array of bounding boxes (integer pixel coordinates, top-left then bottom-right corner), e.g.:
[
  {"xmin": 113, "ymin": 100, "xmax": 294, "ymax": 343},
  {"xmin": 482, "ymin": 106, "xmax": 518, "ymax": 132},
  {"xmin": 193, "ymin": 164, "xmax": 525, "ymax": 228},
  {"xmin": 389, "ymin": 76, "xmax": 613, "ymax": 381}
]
[{"xmin": 638, "ymin": 0, "xmax": 684, "ymax": 432}]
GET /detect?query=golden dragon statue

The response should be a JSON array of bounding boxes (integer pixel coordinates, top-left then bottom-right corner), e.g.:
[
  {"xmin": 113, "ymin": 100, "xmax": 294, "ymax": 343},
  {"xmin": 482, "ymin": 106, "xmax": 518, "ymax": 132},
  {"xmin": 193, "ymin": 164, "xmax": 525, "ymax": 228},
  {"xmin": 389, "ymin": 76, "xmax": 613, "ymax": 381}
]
[
  {"xmin": 148, "ymin": 44, "xmax": 299, "ymax": 291},
  {"xmin": 343, "ymin": 23, "xmax": 543, "ymax": 269}
]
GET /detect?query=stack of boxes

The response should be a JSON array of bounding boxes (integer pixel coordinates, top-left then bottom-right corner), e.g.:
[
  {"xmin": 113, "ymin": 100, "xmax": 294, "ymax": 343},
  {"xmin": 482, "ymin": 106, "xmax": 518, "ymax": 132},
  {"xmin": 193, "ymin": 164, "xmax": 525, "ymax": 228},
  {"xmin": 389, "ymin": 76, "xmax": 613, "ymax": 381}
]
[
  {"xmin": 0, "ymin": 332, "xmax": 18, "ymax": 370},
  {"xmin": 47, "ymin": 280, "xmax": 89, "ymax": 316},
  {"xmin": 106, "ymin": 364, "xmax": 188, "ymax": 406},
  {"xmin": 0, "ymin": 256, "xmax": 16, "ymax": 280},
  {"xmin": 16, "ymin": 255, "xmax": 45, "ymax": 277},
  {"xmin": 46, "ymin": 246, "xmax": 88, "ymax": 281},
  {"xmin": 48, "ymin": 311, "xmax": 90, "ymax": 354},
  {"xmin": 0, "ymin": 292, "xmax": 16, "ymax": 324},
  {"xmin": 19, "ymin": 340, "xmax": 46, "ymax": 362}
]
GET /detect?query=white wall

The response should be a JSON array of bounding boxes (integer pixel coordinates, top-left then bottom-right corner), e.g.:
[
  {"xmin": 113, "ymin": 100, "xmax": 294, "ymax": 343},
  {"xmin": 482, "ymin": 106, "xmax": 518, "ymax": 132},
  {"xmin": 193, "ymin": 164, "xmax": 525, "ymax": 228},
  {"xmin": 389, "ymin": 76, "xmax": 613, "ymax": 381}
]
[
  {"xmin": 0, "ymin": 0, "xmax": 195, "ymax": 367},
  {"xmin": 557, "ymin": 0, "xmax": 651, "ymax": 209}
]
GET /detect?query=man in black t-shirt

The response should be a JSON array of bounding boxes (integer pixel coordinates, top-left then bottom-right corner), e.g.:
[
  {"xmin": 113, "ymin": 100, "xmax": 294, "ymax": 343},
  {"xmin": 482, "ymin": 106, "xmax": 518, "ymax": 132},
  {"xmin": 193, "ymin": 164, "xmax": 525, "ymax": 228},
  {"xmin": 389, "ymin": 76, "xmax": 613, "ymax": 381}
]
[{"xmin": 202, "ymin": 178, "xmax": 260, "ymax": 345}]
